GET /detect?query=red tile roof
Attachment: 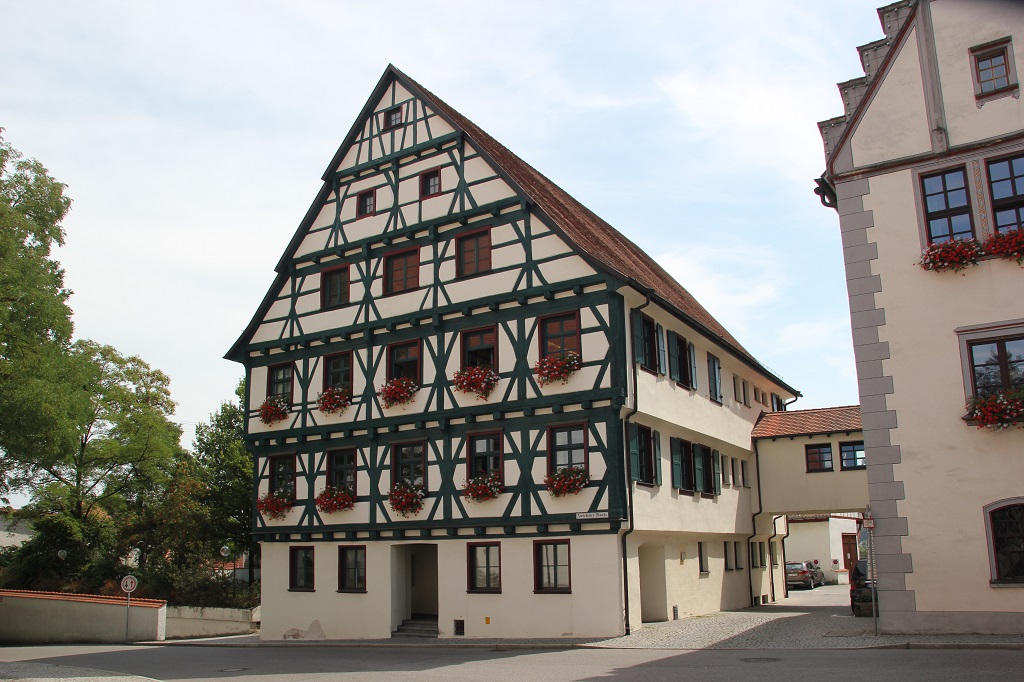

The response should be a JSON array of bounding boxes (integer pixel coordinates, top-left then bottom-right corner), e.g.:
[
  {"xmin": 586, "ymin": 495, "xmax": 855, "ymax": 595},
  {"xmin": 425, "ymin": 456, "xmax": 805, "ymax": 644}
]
[{"xmin": 751, "ymin": 405, "xmax": 862, "ymax": 439}]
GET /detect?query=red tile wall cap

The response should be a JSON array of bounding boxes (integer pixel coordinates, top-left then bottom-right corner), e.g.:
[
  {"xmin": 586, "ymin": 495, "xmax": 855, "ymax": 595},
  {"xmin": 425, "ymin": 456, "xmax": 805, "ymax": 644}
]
[
  {"xmin": 0, "ymin": 589, "xmax": 166, "ymax": 608},
  {"xmin": 751, "ymin": 405, "xmax": 862, "ymax": 440}
]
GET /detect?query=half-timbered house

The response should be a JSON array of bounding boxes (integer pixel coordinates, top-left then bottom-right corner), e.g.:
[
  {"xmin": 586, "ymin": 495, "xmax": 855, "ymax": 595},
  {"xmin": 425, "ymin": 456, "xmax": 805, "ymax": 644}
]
[{"xmin": 228, "ymin": 65, "xmax": 798, "ymax": 639}]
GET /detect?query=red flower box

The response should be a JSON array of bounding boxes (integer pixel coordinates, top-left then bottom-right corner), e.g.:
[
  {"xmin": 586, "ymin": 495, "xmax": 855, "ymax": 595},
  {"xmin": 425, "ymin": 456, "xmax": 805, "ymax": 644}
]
[
  {"xmin": 452, "ymin": 366, "xmax": 500, "ymax": 400},
  {"xmin": 258, "ymin": 395, "xmax": 289, "ymax": 425},
  {"xmin": 463, "ymin": 471, "xmax": 504, "ymax": 502},
  {"xmin": 256, "ymin": 490, "xmax": 291, "ymax": 520},
  {"xmin": 917, "ymin": 238, "xmax": 982, "ymax": 272},
  {"xmin": 317, "ymin": 386, "xmax": 352, "ymax": 415},
  {"xmin": 984, "ymin": 228, "xmax": 1024, "ymax": 266},
  {"xmin": 534, "ymin": 351, "xmax": 582, "ymax": 386},
  {"xmin": 315, "ymin": 485, "xmax": 356, "ymax": 514},
  {"xmin": 966, "ymin": 389, "xmax": 1024, "ymax": 430},
  {"xmin": 543, "ymin": 465, "xmax": 589, "ymax": 497},
  {"xmin": 379, "ymin": 377, "xmax": 418, "ymax": 409},
  {"xmin": 388, "ymin": 481, "xmax": 425, "ymax": 517}
]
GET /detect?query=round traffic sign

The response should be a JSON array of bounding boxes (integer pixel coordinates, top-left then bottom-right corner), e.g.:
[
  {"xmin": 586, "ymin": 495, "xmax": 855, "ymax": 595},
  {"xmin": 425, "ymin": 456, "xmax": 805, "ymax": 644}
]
[{"xmin": 121, "ymin": 575, "xmax": 138, "ymax": 593}]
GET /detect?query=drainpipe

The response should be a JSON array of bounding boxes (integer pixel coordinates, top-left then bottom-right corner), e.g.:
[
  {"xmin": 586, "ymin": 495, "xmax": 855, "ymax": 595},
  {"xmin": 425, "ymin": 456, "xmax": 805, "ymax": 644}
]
[
  {"xmin": 746, "ymin": 438, "xmax": 765, "ymax": 608},
  {"xmin": 780, "ymin": 515, "xmax": 791, "ymax": 599},
  {"xmin": 767, "ymin": 515, "xmax": 782, "ymax": 603},
  {"xmin": 620, "ymin": 288, "xmax": 652, "ymax": 636}
]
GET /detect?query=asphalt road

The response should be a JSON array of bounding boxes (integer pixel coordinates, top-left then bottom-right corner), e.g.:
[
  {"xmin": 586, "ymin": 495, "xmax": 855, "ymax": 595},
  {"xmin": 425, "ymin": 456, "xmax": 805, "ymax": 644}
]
[{"xmin": 2, "ymin": 644, "xmax": 1024, "ymax": 682}]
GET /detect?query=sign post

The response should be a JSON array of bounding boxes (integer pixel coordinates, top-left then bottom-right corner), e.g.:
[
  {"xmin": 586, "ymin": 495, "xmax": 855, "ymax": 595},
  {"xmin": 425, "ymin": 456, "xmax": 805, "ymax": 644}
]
[{"xmin": 121, "ymin": 574, "xmax": 138, "ymax": 643}]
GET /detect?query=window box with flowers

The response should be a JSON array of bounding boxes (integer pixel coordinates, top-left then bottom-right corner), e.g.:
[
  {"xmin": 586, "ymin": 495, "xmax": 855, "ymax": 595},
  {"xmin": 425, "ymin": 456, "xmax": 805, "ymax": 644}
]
[
  {"xmin": 543, "ymin": 465, "xmax": 589, "ymax": 497},
  {"xmin": 379, "ymin": 377, "xmax": 418, "ymax": 409},
  {"xmin": 388, "ymin": 481, "xmax": 425, "ymax": 517},
  {"xmin": 966, "ymin": 388, "xmax": 1024, "ymax": 430},
  {"xmin": 534, "ymin": 351, "xmax": 582, "ymax": 386},
  {"xmin": 258, "ymin": 395, "xmax": 290, "ymax": 425},
  {"xmin": 256, "ymin": 490, "xmax": 292, "ymax": 520},
  {"xmin": 918, "ymin": 238, "xmax": 983, "ymax": 273},
  {"xmin": 452, "ymin": 366, "xmax": 500, "ymax": 400},
  {"xmin": 984, "ymin": 229, "xmax": 1024, "ymax": 266},
  {"xmin": 463, "ymin": 471, "xmax": 504, "ymax": 502},
  {"xmin": 315, "ymin": 485, "xmax": 356, "ymax": 514},
  {"xmin": 317, "ymin": 386, "xmax": 352, "ymax": 415}
]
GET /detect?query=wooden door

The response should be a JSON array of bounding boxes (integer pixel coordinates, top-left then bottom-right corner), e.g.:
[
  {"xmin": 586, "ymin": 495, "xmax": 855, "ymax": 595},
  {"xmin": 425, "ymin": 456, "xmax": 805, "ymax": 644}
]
[{"xmin": 842, "ymin": 533, "xmax": 858, "ymax": 572}]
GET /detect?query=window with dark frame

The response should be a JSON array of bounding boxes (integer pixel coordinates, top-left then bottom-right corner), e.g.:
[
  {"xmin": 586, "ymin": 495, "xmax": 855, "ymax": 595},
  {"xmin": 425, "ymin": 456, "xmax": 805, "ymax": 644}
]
[
  {"xmin": 468, "ymin": 542, "xmax": 501, "ymax": 593},
  {"xmin": 462, "ymin": 327, "xmax": 496, "ymax": 369},
  {"xmin": 324, "ymin": 352, "xmax": 352, "ymax": 394},
  {"xmin": 734, "ymin": 541, "xmax": 744, "ymax": 570},
  {"xmin": 989, "ymin": 503, "xmax": 1024, "ymax": 582},
  {"xmin": 805, "ymin": 443, "xmax": 834, "ymax": 472},
  {"xmin": 456, "ymin": 229, "xmax": 492, "ymax": 278},
  {"xmin": 534, "ymin": 540, "xmax": 570, "ymax": 593},
  {"xmin": 393, "ymin": 442, "xmax": 425, "ymax": 487},
  {"xmin": 921, "ymin": 168, "xmax": 974, "ymax": 243},
  {"xmin": 338, "ymin": 546, "xmax": 366, "ymax": 592},
  {"xmin": 634, "ymin": 314, "xmax": 658, "ymax": 372},
  {"xmin": 356, "ymin": 190, "xmax": 375, "ymax": 218},
  {"xmin": 269, "ymin": 455, "xmax": 296, "ymax": 500},
  {"xmin": 697, "ymin": 542, "xmax": 707, "ymax": 573},
  {"xmin": 384, "ymin": 106, "xmax": 403, "ymax": 130},
  {"xmin": 750, "ymin": 543, "xmax": 759, "ymax": 568},
  {"xmin": 988, "ymin": 155, "xmax": 1024, "ymax": 234},
  {"xmin": 468, "ymin": 433, "xmax": 501, "ymax": 479},
  {"xmin": 668, "ymin": 332, "xmax": 693, "ymax": 388},
  {"xmin": 420, "ymin": 169, "xmax": 441, "ymax": 198},
  {"xmin": 635, "ymin": 425, "xmax": 654, "ymax": 485},
  {"xmin": 540, "ymin": 312, "xmax": 580, "ymax": 359},
  {"xmin": 384, "ymin": 249, "xmax": 419, "ymax": 294},
  {"xmin": 691, "ymin": 444, "xmax": 714, "ymax": 495},
  {"xmin": 268, "ymin": 363, "xmax": 293, "ymax": 401},
  {"xmin": 759, "ymin": 542, "xmax": 767, "ymax": 568},
  {"xmin": 840, "ymin": 441, "xmax": 866, "ymax": 471},
  {"xmin": 721, "ymin": 455, "xmax": 731, "ymax": 486},
  {"xmin": 321, "ymin": 266, "xmax": 349, "ymax": 309},
  {"xmin": 724, "ymin": 541, "xmax": 733, "ymax": 570},
  {"xmin": 388, "ymin": 340, "xmax": 420, "ymax": 382},
  {"xmin": 740, "ymin": 460, "xmax": 750, "ymax": 487},
  {"xmin": 731, "ymin": 457, "xmax": 739, "ymax": 486},
  {"xmin": 670, "ymin": 437, "xmax": 695, "ymax": 492},
  {"xmin": 970, "ymin": 335, "xmax": 1024, "ymax": 396},
  {"xmin": 328, "ymin": 449, "xmax": 356, "ymax": 490},
  {"xmin": 975, "ymin": 45, "xmax": 1011, "ymax": 94},
  {"xmin": 289, "ymin": 546, "xmax": 314, "ymax": 591},
  {"xmin": 549, "ymin": 425, "xmax": 586, "ymax": 472},
  {"xmin": 770, "ymin": 542, "xmax": 779, "ymax": 567},
  {"xmin": 707, "ymin": 353, "xmax": 722, "ymax": 403}
]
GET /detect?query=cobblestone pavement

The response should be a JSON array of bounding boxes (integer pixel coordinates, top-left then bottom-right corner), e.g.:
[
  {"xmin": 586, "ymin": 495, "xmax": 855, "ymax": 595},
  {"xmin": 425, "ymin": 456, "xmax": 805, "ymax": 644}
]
[{"xmin": 0, "ymin": 661, "xmax": 155, "ymax": 682}]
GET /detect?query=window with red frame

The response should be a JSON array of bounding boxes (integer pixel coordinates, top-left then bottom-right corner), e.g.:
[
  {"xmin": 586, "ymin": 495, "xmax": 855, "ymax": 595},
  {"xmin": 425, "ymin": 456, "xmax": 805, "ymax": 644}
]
[
  {"xmin": 289, "ymin": 546, "xmax": 314, "ymax": 591},
  {"xmin": 324, "ymin": 352, "xmax": 352, "ymax": 394},
  {"xmin": 988, "ymin": 155, "xmax": 1024, "ymax": 234},
  {"xmin": 270, "ymin": 454, "xmax": 296, "ymax": 500},
  {"xmin": 462, "ymin": 327, "xmax": 496, "ymax": 369},
  {"xmin": 921, "ymin": 168, "xmax": 974, "ymax": 243},
  {"xmin": 456, "ymin": 229, "xmax": 491, "ymax": 278},
  {"xmin": 356, "ymin": 190, "xmax": 375, "ymax": 218},
  {"xmin": 420, "ymin": 169, "xmax": 441, "ymax": 198},
  {"xmin": 328, "ymin": 449, "xmax": 356, "ymax": 490},
  {"xmin": 268, "ymin": 363, "xmax": 293, "ymax": 402},
  {"xmin": 384, "ymin": 249, "xmax": 419, "ymax": 294},
  {"xmin": 388, "ymin": 341, "xmax": 420, "ymax": 382},
  {"xmin": 321, "ymin": 266, "xmax": 349, "ymax": 308},
  {"xmin": 549, "ymin": 424, "xmax": 586, "ymax": 472},
  {"xmin": 394, "ymin": 442, "xmax": 425, "ymax": 487},
  {"xmin": 384, "ymin": 106, "xmax": 402, "ymax": 130},
  {"xmin": 468, "ymin": 433, "xmax": 501, "ymax": 478},
  {"xmin": 969, "ymin": 335, "xmax": 1024, "ymax": 396},
  {"xmin": 540, "ymin": 313, "xmax": 580, "ymax": 359},
  {"xmin": 468, "ymin": 542, "xmax": 501, "ymax": 593},
  {"xmin": 534, "ymin": 540, "xmax": 570, "ymax": 593},
  {"xmin": 338, "ymin": 545, "xmax": 366, "ymax": 592}
]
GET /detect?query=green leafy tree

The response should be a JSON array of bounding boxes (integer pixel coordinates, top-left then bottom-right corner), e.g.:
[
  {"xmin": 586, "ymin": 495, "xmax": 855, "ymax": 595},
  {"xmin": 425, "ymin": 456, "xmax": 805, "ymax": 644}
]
[{"xmin": 0, "ymin": 131, "xmax": 75, "ymax": 505}]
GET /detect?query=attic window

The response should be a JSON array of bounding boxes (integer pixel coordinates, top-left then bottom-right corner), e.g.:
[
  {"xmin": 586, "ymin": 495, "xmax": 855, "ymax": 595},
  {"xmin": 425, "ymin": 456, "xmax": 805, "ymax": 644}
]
[
  {"xmin": 384, "ymin": 106, "xmax": 403, "ymax": 130},
  {"xmin": 420, "ymin": 169, "xmax": 441, "ymax": 199},
  {"xmin": 356, "ymin": 190, "xmax": 375, "ymax": 218},
  {"xmin": 970, "ymin": 38, "xmax": 1019, "ymax": 107}
]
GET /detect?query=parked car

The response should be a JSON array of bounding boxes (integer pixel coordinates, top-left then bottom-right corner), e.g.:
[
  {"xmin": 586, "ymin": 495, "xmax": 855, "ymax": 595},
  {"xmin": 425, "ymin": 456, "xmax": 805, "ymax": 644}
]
[
  {"xmin": 850, "ymin": 558, "xmax": 874, "ymax": 616},
  {"xmin": 785, "ymin": 560, "xmax": 825, "ymax": 589}
]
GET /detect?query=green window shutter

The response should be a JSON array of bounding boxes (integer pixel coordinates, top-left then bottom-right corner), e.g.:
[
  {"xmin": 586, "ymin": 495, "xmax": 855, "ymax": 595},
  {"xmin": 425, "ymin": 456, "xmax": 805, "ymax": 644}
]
[
  {"xmin": 670, "ymin": 438, "xmax": 682, "ymax": 489},
  {"xmin": 654, "ymin": 430, "xmax": 662, "ymax": 486},
  {"xmin": 715, "ymin": 359, "xmax": 722, "ymax": 401},
  {"xmin": 628, "ymin": 423, "xmax": 640, "ymax": 482},
  {"xmin": 713, "ymin": 450, "xmax": 722, "ymax": 495},
  {"xmin": 707, "ymin": 355, "xmax": 715, "ymax": 400},
  {"xmin": 687, "ymin": 342, "xmax": 698, "ymax": 390},
  {"xmin": 656, "ymin": 324, "xmax": 666, "ymax": 375},
  {"xmin": 667, "ymin": 331, "xmax": 680, "ymax": 382},
  {"xmin": 693, "ymin": 443, "xmax": 704, "ymax": 493},
  {"xmin": 631, "ymin": 310, "xmax": 644, "ymax": 365}
]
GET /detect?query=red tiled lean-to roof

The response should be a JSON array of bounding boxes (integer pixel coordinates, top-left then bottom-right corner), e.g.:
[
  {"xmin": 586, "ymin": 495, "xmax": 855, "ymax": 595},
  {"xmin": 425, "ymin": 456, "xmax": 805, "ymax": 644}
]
[{"xmin": 751, "ymin": 405, "xmax": 862, "ymax": 439}]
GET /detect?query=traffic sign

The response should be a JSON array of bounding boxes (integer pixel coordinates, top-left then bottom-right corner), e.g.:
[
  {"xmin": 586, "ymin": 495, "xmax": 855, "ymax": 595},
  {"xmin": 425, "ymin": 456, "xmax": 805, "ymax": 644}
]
[{"xmin": 121, "ymin": 575, "xmax": 138, "ymax": 593}]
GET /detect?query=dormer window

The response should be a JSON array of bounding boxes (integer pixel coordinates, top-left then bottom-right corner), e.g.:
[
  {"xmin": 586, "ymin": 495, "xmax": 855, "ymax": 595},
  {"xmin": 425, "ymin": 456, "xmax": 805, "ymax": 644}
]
[
  {"xmin": 970, "ymin": 38, "xmax": 1019, "ymax": 106},
  {"xmin": 384, "ymin": 106, "xmax": 402, "ymax": 130}
]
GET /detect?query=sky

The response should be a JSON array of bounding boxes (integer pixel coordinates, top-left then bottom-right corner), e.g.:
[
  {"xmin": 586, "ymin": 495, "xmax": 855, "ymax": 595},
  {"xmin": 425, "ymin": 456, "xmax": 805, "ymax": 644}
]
[{"xmin": 1, "ymin": 0, "xmax": 885, "ymax": 464}]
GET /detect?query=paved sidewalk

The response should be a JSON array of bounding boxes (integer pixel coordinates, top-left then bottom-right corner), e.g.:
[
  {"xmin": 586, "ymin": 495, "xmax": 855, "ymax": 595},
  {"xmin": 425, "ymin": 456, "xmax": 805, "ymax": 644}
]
[
  {"xmin": 152, "ymin": 586, "xmax": 1024, "ymax": 651},
  {"xmin": 0, "ymin": 661, "xmax": 155, "ymax": 682}
]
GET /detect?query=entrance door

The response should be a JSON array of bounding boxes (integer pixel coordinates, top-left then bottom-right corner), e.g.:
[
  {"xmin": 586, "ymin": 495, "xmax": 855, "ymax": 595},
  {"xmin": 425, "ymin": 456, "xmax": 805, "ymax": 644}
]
[
  {"xmin": 408, "ymin": 544, "xmax": 438, "ymax": 618},
  {"xmin": 841, "ymin": 533, "xmax": 858, "ymax": 572},
  {"xmin": 638, "ymin": 543, "xmax": 668, "ymax": 623}
]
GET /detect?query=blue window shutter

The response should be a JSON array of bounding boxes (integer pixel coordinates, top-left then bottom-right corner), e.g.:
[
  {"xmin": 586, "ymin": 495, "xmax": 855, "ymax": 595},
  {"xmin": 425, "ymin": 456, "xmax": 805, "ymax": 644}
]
[
  {"xmin": 713, "ymin": 450, "xmax": 722, "ymax": 495},
  {"xmin": 693, "ymin": 443, "xmax": 704, "ymax": 493},
  {"xmin": 670, "ymin": 438, "xmax": 682, "ymax": 489},
  {"xmin": 656, "ymin": 324, "xmax": 666, "ymax": 375},
  {"xmin": 654, "ymin": 430, "xmax": 662, "ymax": 486},
  {"xmin": 667, "ymin": 331, "xmax": 680, "ymax": 382},
  {"xmin": 687, "ymin": 342, "xmax": 698, "ymax": 390},
  {"xmin": 631, "ymin": 310, "xmax": 644, "ymax": 365},
  {"xmin": 628, "ymin": 423, "xmax": 640, "ymax": 481}
]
